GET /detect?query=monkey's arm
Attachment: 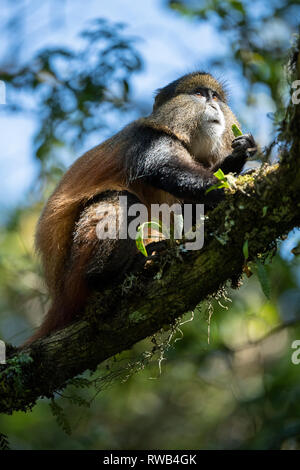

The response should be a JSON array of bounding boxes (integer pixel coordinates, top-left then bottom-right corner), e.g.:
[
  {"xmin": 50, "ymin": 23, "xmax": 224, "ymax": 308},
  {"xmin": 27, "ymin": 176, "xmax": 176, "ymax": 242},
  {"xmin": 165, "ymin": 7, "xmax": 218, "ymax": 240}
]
[
  {"xmin": 127, "ymin": 130, "xmax": 223, "ymax": 203},
  {"xmin": 217, "ymin": 134, "xmax": 257, "ymax": 174}
]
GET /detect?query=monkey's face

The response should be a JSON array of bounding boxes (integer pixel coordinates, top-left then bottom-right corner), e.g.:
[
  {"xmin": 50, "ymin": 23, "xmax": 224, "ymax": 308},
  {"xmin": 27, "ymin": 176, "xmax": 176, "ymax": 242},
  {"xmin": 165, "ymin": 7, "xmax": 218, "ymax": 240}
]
[
  {"xmin": 151, "ymin": 72, "xmax": 240, "ymax": 165},
  {"xmin": 191, "ymin": 88, "xmax": 226, "ymax": 138},
  {"xmin": 187, "ymin": 88, "xmax": 227, "ymax": 165}
]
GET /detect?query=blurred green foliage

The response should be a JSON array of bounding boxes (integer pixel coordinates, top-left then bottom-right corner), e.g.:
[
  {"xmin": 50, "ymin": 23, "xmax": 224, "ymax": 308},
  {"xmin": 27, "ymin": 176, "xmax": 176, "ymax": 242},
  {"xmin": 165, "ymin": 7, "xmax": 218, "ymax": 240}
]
[
  {"xmin": 1, "ymin": 18, "xmax": 142, "ymax": 184},
  {"xmin": 0, "ymin": 0, "xmax": 300, "ymax": 450}
]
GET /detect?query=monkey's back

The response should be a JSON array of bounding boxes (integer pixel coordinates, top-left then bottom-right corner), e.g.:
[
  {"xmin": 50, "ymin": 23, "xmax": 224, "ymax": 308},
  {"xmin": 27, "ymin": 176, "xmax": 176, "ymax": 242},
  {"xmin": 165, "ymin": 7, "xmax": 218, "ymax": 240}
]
[{"xmin": 35, "ymin": 128, "xmax": 130, "ymax": 297}]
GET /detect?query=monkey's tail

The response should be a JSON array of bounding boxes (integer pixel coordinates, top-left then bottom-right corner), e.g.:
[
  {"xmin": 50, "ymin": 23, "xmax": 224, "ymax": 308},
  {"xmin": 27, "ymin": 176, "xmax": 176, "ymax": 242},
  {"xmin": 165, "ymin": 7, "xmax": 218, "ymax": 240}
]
[
  {"xmin": 22, "ymin": 281, "xmax": 90, "ymax": 347},
  {"xmin": 22, "ymin": 303, "xmax": 65, "ymax": 346},
  {"xmin": 23, "ymin": 226, "xmax": 101, "ymax": 347}
]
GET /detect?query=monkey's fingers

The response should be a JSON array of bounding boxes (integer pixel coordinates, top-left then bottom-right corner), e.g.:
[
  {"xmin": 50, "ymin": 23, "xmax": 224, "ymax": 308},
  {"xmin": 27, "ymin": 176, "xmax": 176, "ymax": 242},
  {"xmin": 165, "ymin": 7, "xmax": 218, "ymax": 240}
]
[
  {"xmin": 232, "ymin": 133, "xmax": 256, "ymax": 148},
  {"xmin": 231, "ymin": 134, "xmax": 257, "ymax": 159},
  {"xmin": 232, "ymin": 136, "xmax": 254, "ymax": 146}
]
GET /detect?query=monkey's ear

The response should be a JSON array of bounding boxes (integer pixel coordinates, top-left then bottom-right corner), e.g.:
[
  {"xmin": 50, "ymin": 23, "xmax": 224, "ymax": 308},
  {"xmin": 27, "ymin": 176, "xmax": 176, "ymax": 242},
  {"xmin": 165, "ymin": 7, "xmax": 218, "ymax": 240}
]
[
  {"xmin": 153, "ymin": 78, "xmax": 180, "ymax": 110},
  {"xmin": 153, "ymin": 90, "xmax": 161, "ymax": 111},
  {"xmin": 153, "ymin": 88, "xmax": 166, "ymax": 111}
]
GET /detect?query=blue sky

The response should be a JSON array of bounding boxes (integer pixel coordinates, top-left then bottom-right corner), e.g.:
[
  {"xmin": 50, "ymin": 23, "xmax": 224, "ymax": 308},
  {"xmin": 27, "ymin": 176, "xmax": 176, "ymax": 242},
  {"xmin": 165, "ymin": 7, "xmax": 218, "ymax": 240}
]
[{"xmin": 0, "ymin": 0, "xmax": 277, "ymax": 212}]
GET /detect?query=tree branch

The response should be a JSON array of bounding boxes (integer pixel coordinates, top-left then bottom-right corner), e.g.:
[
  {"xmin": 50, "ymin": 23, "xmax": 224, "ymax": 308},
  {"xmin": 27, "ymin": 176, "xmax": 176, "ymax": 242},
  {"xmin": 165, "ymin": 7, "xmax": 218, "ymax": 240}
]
[{"xmin": 1, "ymin": 44, "xmax": 300, "ymax": 415}]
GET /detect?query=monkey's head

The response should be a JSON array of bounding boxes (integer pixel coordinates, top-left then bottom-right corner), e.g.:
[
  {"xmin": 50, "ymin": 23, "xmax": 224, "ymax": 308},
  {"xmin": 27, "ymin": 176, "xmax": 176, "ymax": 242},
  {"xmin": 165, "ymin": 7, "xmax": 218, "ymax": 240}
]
[{"xmin": 150, "ymin": 72, "xmax": 240, "ymax": 167}]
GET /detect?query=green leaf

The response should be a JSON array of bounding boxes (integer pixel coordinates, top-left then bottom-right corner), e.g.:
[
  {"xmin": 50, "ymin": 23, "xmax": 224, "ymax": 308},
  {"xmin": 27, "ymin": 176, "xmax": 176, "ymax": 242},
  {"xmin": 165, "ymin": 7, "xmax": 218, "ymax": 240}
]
[
  {"xmin": 214, "ymin": 168, "xmax": 226, "ymax": 180},
  {"xmin": 230, "ymin": 0, "xmax": 246, "ymax": 15},
  {"xmin": 50, "ymin": 399, "xmax": 72, "ymax": 435},
  {"xmin": 205, "ymin": 182, "xmax": 223, "ymax": 194},
  {"xmin": 136, "ymin": 227, "xmax": 149, "ymax": 257},
  {"xmin": 243, "ymin": 240, "xmax": 249, "ymax": 260},
  {"xmin": 136, "ymin": 221, "xmax": 163, "ymax": 257},
  {"xmin": 205, "ymin": 180, "xmax": 230, "ymax": 195},
  {"xmin": 256, "ymin": 260, "xmax": 271, "ymax": 300},
  {"xmin": 232, "ymin": 124, "xmax": 243, "ymax": 137},
  {"xmin": 205, "ymin": 168, "xmax": 232, "ymax": 194}
]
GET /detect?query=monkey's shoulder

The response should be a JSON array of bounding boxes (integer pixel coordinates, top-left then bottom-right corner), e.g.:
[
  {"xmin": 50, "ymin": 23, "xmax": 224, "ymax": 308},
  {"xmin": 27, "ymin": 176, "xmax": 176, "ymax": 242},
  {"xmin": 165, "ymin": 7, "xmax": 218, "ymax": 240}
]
[{"xmin": 122, "ymin": 119, "xmax": 189, "ymax": 161}]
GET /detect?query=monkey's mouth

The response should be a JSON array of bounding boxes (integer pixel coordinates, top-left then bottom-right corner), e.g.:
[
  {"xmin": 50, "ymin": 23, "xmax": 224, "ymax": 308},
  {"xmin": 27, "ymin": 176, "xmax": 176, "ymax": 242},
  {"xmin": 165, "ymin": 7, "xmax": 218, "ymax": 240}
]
[{"xmin": 204, "ymin": 111, "xmax": 221, "ymax": 125}]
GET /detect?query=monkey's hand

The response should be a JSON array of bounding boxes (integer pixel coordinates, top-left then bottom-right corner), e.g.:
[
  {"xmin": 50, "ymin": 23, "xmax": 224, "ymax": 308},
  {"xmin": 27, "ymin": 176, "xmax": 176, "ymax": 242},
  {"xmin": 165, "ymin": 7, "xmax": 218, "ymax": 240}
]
[
  {"xmin": 232, "ymin": 133, "xmax": 257, "ymax": 159},
  {"xmin": 219, "ymin": 134, "xmax": 257, "ymax": 175}
]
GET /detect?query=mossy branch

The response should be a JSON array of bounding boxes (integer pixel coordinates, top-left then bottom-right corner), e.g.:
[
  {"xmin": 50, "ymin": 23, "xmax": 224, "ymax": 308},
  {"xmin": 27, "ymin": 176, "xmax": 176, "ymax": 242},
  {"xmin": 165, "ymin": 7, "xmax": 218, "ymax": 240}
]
[{"xmin": 1, "ymin": 40, "xmax": 300, "ymax": 416}]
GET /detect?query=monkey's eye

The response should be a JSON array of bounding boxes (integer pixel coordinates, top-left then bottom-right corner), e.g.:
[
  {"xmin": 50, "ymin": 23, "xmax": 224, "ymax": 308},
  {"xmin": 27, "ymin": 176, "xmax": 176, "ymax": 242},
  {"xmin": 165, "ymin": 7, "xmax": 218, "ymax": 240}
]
[
  {"xmin": 194, "ymin": 89, "xmax": 205, "ymax": 97},
  {"xmin": 212, "ymin": 92, "xmax": 219, "ymax": 101}
]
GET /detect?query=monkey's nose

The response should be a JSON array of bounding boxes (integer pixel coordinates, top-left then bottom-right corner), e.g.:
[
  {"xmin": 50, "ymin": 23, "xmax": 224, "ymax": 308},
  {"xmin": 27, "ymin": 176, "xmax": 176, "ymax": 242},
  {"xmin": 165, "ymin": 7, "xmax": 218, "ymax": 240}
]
[{"xmin": 208, "ymin": 101, "xmax": 218, "ymax": 111}]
